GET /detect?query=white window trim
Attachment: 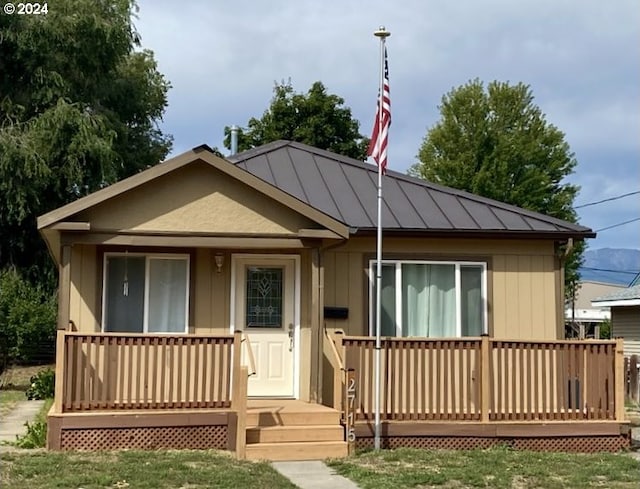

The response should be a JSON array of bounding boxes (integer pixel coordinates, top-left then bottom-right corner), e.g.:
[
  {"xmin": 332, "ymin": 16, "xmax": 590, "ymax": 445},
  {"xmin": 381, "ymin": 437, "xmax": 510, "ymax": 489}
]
[
  {"xmin": 101, "ymin": 252, "xmax": 190, "ymax": 334},
  {"xmin": 368, "ymin": 259, "xmax": 488, "ymax": 337}
]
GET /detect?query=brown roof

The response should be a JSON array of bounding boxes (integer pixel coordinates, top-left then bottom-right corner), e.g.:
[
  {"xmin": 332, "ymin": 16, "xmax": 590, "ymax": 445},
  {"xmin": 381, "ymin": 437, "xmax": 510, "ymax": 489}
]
[{"xmin": 228, "ymin": 140, "xmax": 595, "ymax": 239}]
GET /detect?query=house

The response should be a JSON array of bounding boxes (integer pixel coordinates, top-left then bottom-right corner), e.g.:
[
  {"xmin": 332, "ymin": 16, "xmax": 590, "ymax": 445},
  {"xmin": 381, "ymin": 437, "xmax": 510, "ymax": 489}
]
[
  {"xmin": 565, "ymin": 280, "xmax": 626, "ymax": 338},
  {"xmin": 39, "ymin": 141, "xmax": 629, "ymax": 459},
  {"xmin": 592, "ymin": 283, "xmax": 640, "ymax": 357}
]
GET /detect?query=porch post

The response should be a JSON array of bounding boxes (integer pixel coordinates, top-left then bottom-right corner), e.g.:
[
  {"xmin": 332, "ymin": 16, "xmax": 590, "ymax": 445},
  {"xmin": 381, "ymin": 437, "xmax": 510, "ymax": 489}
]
[
  {"xmin": 53, "ymin": 330, "xmax": 66, "ymax": 413},
  {"xmin": 311, "ymin": 248, "xmax": 323, "ymax": 402},
  {"xmin": 57, "ymin": 245, "xmax": 72, "ymax": 331},
  {"xmin": 615, "ymin": 338, "xmax": 625, "ymax": 421},
  {"xmin": 480, "ymin": 335, "xmax": 490, "ymax": 423}
]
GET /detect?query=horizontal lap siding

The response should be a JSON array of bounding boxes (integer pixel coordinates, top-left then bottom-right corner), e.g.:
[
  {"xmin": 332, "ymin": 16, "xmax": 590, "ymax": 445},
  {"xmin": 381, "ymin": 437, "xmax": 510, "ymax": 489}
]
[{"xmin": 612, "ymin": 307, "xmax": 640, "ymax": 357}]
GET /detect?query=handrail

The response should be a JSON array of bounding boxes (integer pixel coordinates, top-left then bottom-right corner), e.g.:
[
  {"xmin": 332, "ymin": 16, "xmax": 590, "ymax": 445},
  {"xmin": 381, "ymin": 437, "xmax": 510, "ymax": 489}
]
[
  {"xmin": 241, "ymin": 331, "xmax": 257, "ymax": 377},
  {"xmin": 325, "ymin": 327, "xmax": 344, "ymax": 371}
]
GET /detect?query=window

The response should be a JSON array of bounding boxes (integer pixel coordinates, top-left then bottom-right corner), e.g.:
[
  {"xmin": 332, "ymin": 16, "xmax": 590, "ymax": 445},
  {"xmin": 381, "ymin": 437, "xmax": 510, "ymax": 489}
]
[
  {"xmin": 369, "ymin": 260, "xmax": 487, "ymax": 337},
  {"xmin": 102, "ymin": 253, "xmax": 189, "ymax": 333}
]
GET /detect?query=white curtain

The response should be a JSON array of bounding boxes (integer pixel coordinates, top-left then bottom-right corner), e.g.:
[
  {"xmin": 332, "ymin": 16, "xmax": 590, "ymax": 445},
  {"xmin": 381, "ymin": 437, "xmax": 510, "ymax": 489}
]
[
  {"xmin": 148, "ymin": 259, "xmax": 188, "ymax": 333},
  {"xmin": 402, "ymin": 264, "xmax": 456, "ymax": 337}
]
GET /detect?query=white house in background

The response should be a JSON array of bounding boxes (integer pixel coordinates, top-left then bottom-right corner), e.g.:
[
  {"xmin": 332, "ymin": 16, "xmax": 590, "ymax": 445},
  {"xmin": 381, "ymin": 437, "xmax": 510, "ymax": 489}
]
[
  {"xmin": 565, "ymin": 280, "xmax": 625, "ymax": 337},
  {"xmin": 592, "ymin": 284, "xmax": 640, "ymax": 357}
]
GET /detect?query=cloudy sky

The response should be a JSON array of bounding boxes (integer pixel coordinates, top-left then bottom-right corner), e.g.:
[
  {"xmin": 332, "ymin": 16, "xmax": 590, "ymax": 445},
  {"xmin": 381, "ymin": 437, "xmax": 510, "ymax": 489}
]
[{"xmin": 135, "ymin": 0, "xmax": 639, "ymax": 252}]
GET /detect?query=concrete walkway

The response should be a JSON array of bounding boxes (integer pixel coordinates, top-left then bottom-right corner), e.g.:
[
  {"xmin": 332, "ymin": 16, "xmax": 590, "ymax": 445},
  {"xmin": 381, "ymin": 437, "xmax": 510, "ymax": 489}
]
[
  {"xmin": 272, "ymin": 461, "xmax": 360, "ymax": 489},
  {"xmin": 0, "ymin": 400, "xmax": 45, "ymax": 444}
]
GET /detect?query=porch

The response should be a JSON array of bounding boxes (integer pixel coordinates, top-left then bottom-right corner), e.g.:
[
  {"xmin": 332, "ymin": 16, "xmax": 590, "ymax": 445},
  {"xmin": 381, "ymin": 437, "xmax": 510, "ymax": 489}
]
[{"xmin": 48, "ymin": 329, "xmax": 630, "ymax": 458}]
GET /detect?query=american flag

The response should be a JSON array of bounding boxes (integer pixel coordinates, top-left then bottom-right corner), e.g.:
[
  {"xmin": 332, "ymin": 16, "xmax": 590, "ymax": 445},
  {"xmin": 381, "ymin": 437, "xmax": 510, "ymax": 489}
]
[{"xmin": 367, "ymin": 47, "xmax": 391, "ymax": 174}]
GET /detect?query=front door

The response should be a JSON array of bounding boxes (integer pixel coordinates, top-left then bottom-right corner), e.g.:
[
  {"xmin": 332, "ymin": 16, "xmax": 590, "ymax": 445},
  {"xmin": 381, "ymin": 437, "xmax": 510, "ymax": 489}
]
[{"xmin": 233, "ymin": 256, "xmax": 297, "ymax": 397}]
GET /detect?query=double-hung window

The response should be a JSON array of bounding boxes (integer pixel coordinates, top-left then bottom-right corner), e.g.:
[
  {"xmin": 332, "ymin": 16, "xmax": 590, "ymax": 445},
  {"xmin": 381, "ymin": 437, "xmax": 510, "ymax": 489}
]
[
  {"xmin": 102, "ymin": 253, "xmax": 190, "ymax": 333},
  {"xmin": 369, "ymin": 260, "xmax": 487, "ymax": 338}
]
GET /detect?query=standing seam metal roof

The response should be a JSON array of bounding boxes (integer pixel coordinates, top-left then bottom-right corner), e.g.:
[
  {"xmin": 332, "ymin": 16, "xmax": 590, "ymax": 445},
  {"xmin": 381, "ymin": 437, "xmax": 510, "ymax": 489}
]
[{"xmin": 228, "ymin": 140, "xmax": 595, "ymax": 238}]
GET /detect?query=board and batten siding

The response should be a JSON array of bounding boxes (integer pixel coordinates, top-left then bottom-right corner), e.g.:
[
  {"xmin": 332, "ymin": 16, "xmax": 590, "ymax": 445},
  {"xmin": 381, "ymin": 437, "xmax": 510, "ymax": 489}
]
[
  {"xmin": 322, "ymin": 237, "xmax": 561, "ymax": 341},
  {"xmin": 68, "ymin": 244, "xmax": 99, "ymax": 331},
  {"xmin": 612, "ymin": 306, "xmax": 640, "ymax": 357}
]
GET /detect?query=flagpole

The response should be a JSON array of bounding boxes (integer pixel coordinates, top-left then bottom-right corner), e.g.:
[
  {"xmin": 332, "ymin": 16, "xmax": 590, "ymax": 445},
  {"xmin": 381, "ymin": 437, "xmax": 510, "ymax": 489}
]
[{"xmin": 373, "ymin": 25, "xmax": 390, "ymax": 451}]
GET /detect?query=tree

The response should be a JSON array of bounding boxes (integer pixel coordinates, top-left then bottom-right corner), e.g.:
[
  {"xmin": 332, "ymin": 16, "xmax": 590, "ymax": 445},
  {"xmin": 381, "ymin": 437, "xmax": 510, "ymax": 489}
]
[
  {"xmin": 411, "ymin": 79, "xmax": 582, "ymax": 297},
  {"xmin": 0, "ymin": 0, "xmax": 172, "ymax": 286},
  {"xmin": 224, "ymin": 81, "xmax": 369, "ymax": 160}
]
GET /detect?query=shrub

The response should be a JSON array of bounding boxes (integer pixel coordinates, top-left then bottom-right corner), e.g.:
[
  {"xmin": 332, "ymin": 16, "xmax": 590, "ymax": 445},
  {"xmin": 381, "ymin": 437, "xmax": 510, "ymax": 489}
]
[
  {"xmin": 0, "ymin": 268, "xmax": 56, "ymax": 365},
  {"xmin": 25, "ymin": 368, "xmax": 55, "ymax": 400},
  {"xmin": 15, "ymin": 421, "xmax": 47, "ymax": 448}
]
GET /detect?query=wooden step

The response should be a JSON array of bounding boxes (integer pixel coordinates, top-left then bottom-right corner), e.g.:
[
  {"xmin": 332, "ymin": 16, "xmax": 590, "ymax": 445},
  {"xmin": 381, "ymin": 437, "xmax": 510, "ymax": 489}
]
[
  {"xmin": 247, "ymin": 424, "xmax": 344, "ymax": 444},
  {"xmin": 246, "ymin": 409, "xmax": 341, "ymax": 427},
  {"xmin": 245, "ymin": 441, "xmax": 348, "ymax": 461}
]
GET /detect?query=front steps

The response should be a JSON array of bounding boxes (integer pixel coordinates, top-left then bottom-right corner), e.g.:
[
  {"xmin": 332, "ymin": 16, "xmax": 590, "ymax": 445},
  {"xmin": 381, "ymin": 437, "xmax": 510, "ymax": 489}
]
[{"xmin": 244, "ymin": 400, "xmax": 348, "ymax": 461}]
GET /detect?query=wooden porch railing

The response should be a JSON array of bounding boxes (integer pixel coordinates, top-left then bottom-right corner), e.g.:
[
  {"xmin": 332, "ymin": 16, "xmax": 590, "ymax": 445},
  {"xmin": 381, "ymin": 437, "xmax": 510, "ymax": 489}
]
[
  {"xmin": 342, "ymin": 336, "xmax": 625, "ymax": 422},
  {"xmin": 54, "ymin": 331, "xmax": 237, "ymax": 412}
]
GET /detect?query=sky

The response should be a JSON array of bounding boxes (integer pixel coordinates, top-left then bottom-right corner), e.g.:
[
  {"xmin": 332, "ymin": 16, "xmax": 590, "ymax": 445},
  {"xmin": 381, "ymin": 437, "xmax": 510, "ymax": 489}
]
[{"xmin": 135, "ymin": 0, "xmax": 639, "ymax": 252}]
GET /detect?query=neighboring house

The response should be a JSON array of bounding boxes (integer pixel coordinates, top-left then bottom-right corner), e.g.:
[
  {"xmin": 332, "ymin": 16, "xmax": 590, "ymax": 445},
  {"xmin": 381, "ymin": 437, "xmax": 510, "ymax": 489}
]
[
  {"xmin": 565, "ymin": 280, "xmax": 626, "ymax": 337},
  {"xmin": 39, "ymin": 141, "xmax": 629, "ymax": 458},
  {"xmin": 592, "ymin": 284, "xmax": 640, "ymax": 357}
]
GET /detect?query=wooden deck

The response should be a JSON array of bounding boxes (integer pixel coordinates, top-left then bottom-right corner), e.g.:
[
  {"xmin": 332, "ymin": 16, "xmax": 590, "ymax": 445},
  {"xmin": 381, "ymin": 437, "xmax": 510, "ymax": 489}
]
[{"xmin": 48, "ymin": 330, "xmax": 630, "ymax": 457}]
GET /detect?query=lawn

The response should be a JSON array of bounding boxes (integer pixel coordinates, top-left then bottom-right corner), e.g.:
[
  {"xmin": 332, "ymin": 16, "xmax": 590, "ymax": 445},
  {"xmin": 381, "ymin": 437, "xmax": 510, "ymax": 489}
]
[
  {"xmin": 0, "ymin": 450, "xmax": 296, "ymax": 489},
  {"xmin": 328, "ymin": 447, "xmax": 640, "ymax": 489}
]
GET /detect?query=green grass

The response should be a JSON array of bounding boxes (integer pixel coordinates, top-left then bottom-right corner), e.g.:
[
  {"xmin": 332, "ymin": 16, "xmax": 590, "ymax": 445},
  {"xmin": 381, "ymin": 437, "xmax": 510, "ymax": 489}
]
[
  {"xmin": 0, "ymin": 450, "xmax": 297, "ymax": 489},
  {"xmin": 328, "ymin": 447, "xmax": 640, "ymax": 489}
]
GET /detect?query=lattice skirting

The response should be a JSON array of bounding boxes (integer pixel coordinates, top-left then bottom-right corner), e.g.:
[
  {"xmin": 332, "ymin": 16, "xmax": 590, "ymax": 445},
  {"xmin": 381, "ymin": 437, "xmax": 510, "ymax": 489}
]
[
  {"xmin": 356, "ymin": 434, "xmax": 631, "ymax": 453},
  {"xmin": 58, "ymin": 425, "xmax": 228, "ymax": 451}
]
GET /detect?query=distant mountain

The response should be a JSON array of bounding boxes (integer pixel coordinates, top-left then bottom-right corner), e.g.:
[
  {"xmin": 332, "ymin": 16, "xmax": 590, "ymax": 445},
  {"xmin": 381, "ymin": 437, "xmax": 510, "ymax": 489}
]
[{"xmin": 580, "ymin": 248, "xmax": 640, "ymax": 285}]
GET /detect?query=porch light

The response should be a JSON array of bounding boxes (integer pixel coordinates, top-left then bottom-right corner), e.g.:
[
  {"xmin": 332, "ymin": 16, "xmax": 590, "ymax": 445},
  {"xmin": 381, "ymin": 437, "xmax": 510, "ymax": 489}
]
[{"xmin": 214, "ymin": 253, "xmax": 224, "ymax": 273}]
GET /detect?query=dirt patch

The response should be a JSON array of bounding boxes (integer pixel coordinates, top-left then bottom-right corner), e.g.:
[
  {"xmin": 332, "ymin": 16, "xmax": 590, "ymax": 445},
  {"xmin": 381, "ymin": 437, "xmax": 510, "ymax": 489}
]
[{"xmin": 0, "ymin": 364, "xmax": 55, "ymax": 389}]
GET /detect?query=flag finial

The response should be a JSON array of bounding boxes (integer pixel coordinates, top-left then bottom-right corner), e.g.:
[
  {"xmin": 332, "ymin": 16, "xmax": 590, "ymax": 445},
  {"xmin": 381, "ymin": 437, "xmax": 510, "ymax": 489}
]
[{"xmin": 374, "ymin": 26, "xmax": 391, "ymax": 38}]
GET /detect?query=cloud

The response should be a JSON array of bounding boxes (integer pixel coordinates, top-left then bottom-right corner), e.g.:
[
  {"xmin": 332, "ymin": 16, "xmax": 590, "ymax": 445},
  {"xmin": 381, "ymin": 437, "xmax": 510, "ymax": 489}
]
[{"xmin": 136, "ymin": 0, "xmax": 640, "ymax": 249}]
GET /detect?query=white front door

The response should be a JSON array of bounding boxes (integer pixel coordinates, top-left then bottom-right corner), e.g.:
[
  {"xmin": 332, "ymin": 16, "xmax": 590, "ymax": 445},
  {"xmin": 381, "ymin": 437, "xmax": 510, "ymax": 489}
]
[{"xmin": 233, "ymin": 256, "xmax": 297, "ymax": 397}]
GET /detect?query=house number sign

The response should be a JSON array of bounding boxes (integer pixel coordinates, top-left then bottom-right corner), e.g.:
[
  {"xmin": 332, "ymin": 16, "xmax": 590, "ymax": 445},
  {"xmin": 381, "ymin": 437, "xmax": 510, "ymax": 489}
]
[{"xmin": 344, "ymin": 368, "xmax": 356, "ymax": 451}]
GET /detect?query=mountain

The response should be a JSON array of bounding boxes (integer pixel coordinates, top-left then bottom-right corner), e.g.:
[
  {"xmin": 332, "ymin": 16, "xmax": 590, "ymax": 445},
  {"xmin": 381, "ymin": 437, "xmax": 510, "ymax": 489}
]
[{"xmin": 580, "ymin": 248, "xmax": 640, "ymax": 285}]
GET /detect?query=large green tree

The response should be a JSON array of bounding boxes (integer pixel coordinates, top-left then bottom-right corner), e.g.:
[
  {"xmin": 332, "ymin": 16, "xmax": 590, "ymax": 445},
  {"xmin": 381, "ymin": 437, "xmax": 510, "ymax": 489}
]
[
  {"xmin": 0, "ymin": 0, "xmax": 172, "ymax": 285},
  {"xmin": 224, "ymin": 81, "xmax": 368, "ymax": 160},
  {"xmin": 411, "ymin": 79, "xmax": 582, "ymax": 297}
]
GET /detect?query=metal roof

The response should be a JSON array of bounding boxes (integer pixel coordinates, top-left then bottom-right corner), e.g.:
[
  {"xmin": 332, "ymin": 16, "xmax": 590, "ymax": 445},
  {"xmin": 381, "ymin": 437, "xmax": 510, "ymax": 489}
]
[
  {"xmin": 228, "ymin": 140, "xmax": 595, "ymax": 239},
  {"xmin": 592, "ymin": 284, "xmax": 640, "ymax": 303}
]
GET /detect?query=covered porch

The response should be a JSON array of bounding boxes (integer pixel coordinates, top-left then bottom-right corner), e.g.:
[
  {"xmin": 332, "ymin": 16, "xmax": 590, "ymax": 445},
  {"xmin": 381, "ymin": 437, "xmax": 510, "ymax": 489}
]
[{"xmin": 47, "ymin": 328, "xmax": 630, "ymax": 457}]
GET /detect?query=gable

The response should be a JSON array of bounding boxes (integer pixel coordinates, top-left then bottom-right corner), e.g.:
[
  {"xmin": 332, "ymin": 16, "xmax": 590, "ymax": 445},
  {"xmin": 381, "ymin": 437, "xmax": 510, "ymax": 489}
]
[{"xmin": 74, "ymin": 161, "xmax": 318, "ymax": 235}]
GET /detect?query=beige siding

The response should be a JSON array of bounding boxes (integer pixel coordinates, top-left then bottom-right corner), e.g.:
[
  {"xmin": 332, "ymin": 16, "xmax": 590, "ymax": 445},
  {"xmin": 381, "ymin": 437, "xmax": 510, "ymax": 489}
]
[
  {"xmin": 78, "ymin": 162, "xmax": 316, "ymax": 235},
  {"xmin": 69, "ymin": 245, "xmax": 99, "ymax": 332},
  {"xmin": 574, "ymin": 281, "xmax": 625, "ymax": 310},
  {"xmin": 612, "ymin": 306, "xmax": 640, "ymax": 357},
  {"xmin": 323, "ymin": 237, "xmax": 560, "ymax": 340}
]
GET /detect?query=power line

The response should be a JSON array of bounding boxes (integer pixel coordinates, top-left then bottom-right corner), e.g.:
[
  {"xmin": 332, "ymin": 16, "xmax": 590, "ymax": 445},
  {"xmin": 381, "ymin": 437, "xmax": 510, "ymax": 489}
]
[
  {"xmin": 575, "ymin": 190, "xmax": 640, "ymax": 209},
  {"xmin": 580, "ymin": 266, "xmax": 640, "ymax": 275},
  {"xmin": 595, "ymin": 217, "xmax": 640, "ymax": 232}
]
